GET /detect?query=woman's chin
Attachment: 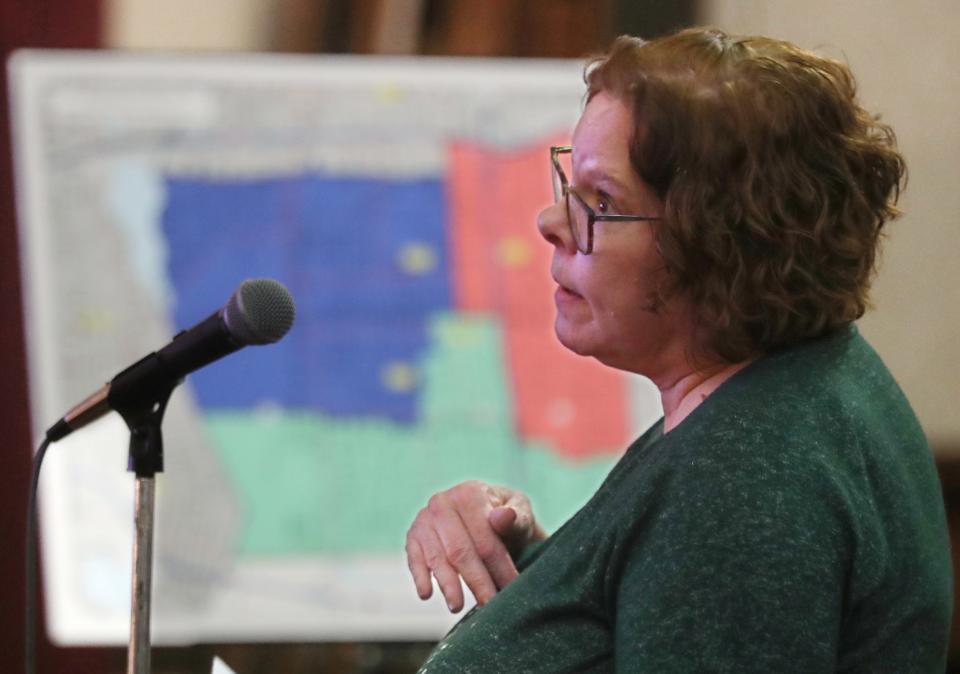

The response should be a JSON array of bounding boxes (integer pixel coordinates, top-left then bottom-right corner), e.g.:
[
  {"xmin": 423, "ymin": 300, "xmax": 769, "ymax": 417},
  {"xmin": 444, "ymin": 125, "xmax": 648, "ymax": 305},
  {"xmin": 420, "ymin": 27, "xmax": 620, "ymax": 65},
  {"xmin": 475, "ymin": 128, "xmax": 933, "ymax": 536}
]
[{"xmin": 554, "ymin": 320, "xmax": 595, "ymax": 358}]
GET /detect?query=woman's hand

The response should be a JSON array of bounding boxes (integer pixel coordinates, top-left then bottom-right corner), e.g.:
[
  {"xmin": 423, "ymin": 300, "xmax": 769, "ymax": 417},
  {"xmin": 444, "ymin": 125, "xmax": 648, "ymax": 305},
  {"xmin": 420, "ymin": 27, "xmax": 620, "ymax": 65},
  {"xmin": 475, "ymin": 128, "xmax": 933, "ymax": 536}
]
[{"xmin": 405, "ymin": 480, "xmax": 547, "ymax": 613}]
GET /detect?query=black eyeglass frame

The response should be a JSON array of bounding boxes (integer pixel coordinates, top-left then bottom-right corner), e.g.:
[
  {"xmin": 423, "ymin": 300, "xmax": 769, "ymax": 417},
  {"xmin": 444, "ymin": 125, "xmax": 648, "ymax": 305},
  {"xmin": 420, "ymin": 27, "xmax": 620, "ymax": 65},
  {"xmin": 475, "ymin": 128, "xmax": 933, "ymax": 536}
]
[{"xmin": 550, "ymin": 145, "xmax": 662, "ymax": 254}]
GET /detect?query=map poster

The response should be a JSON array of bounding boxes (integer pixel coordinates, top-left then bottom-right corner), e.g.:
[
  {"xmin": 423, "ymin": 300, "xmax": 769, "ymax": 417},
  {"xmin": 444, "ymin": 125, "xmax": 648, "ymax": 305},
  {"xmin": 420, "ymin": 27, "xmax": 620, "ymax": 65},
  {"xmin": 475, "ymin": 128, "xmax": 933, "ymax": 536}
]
[{"xmin": 9, "ymin": 51, "xmax": 661, "ymax": 644}]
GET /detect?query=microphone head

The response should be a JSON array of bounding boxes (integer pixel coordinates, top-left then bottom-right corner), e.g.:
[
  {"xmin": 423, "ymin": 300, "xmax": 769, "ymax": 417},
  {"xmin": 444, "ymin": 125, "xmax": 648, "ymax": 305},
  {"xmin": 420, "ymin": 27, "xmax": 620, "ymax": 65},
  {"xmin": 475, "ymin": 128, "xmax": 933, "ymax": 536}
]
[{"xmin": 223, "ymin": 278, "xmax": 296, "ymax": 345}]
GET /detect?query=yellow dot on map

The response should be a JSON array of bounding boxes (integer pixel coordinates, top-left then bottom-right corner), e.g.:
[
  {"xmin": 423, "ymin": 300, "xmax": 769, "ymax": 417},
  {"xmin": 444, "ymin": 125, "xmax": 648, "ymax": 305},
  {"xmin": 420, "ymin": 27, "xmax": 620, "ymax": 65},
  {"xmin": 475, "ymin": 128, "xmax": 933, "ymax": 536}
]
[
  {"xmin": 252, "ymin": 401, "xmax": 284, "ymax": 424},
  {"xmin": 382, "ymin": 361, "xmax": 419, "ymax": 393},
  {"xmin": 75, "ymin": 307, "xmax": 113, "ymax": 334},
  {"xmin": 397, "ymin": 243, "xmax": 438, "ymax": 275},
  {"xmin": 442, "ymin": 321, "xmax": 478, "ymax": 347},
  {"xmin": 497, "ymin": 236, "xmax": 532, "ymax": 268},
  {"xmin": 376, "ymin": 82, "xmax": 404, "ymax": 104}
]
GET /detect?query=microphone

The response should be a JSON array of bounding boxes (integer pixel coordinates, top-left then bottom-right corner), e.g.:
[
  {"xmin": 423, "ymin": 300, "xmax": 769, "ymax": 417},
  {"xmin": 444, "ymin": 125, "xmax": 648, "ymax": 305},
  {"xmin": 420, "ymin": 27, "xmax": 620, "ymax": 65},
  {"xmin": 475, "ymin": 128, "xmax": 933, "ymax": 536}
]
[{"xmin": 45, "ymin": 278, "xmax": 296, "ymax": 442}]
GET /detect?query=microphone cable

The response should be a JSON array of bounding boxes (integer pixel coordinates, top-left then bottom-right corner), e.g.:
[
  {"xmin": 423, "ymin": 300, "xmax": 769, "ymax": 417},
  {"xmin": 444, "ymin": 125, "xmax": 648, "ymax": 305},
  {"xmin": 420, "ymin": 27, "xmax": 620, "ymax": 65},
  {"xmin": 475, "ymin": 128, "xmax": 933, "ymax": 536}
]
[{"xmin": 25, "ymin": 436, "xmax": 51, "ymax": 674}]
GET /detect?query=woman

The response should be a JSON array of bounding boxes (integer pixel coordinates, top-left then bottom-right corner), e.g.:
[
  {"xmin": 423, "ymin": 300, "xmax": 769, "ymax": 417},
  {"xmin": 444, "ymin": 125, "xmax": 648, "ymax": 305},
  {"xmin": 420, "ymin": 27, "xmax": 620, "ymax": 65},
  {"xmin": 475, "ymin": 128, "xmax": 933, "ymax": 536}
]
[{"xmin": 406, "ymin": 28, "xmax": 952, "ymax": 672}]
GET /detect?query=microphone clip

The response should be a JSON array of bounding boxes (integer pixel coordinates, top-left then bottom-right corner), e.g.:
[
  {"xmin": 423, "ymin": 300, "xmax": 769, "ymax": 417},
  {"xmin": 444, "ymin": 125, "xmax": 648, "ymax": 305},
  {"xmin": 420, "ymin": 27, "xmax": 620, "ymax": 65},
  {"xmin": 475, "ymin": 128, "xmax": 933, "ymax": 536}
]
[
  {"xmin": 122, "ymin": 382, "xmax": 175, "ymax": 479},
  {"xmin": 108, "ymin": 351, "xmax": 183, "ymax": 477}
]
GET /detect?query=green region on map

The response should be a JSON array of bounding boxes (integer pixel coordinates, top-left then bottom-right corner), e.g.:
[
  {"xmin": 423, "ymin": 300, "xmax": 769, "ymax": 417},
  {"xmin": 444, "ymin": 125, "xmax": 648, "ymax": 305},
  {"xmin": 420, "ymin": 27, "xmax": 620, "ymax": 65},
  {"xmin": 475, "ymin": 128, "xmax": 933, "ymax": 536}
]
[{"xmin": 206, "ymin": 312, "xmax": 619, "ymax": 555}]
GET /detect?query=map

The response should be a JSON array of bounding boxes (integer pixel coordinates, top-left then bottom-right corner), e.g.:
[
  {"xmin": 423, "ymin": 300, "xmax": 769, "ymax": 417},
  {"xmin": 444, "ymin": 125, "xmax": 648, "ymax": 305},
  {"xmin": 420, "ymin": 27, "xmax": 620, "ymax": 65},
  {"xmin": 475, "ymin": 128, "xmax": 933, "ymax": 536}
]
[{"xmin": 10, "ymin": 51, "xmax": 662, "ymax": 644}]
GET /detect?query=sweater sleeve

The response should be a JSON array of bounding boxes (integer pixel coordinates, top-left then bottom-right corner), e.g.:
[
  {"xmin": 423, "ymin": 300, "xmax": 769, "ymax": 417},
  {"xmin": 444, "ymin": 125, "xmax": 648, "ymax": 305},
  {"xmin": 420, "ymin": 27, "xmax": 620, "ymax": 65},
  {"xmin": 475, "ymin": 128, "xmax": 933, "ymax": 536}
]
[{"xmin": 611, "ymin": 446, "xmax": 852, "ymax": 673}]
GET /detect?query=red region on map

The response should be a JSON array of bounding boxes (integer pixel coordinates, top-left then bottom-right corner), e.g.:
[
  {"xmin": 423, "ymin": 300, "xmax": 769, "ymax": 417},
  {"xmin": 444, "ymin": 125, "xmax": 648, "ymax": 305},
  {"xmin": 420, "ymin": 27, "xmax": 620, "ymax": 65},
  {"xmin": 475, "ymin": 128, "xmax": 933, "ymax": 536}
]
[{"xmin": 446, "ymin": 137, "xmax": 630, "ymax": 459}]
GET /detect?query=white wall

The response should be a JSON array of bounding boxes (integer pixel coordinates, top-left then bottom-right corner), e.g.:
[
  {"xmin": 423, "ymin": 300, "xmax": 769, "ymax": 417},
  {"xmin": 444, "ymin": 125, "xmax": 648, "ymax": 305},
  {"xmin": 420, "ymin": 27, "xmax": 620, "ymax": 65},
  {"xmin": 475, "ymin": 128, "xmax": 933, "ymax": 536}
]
[
  {"xmin": 105, "ymin": 0, "xmax": 277, "ymax": 51},
  {"xmin": 699, "ymin": 0, "xmax": 960, "ymax": 449}
]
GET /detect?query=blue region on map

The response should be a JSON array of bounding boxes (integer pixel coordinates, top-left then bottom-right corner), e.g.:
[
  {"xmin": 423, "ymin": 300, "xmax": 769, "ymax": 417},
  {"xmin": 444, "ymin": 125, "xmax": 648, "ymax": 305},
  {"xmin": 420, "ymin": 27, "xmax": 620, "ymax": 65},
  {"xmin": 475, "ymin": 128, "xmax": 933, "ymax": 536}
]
[{"xmin": 161, "ymin": 173, "xmax": 451, "ymax": 423}]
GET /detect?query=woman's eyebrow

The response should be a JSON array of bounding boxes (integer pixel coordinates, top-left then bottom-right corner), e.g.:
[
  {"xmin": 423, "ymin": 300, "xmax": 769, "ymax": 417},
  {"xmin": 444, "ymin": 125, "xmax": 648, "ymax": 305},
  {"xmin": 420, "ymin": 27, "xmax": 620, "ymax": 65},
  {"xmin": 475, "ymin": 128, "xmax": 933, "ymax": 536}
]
[
  {"xmin": 579, "ymin": 165, "xmax": 630, "ymax": 195},
  {"xmin": 596, "ymin": 174, "xmax": 629, "ymax": 196}
]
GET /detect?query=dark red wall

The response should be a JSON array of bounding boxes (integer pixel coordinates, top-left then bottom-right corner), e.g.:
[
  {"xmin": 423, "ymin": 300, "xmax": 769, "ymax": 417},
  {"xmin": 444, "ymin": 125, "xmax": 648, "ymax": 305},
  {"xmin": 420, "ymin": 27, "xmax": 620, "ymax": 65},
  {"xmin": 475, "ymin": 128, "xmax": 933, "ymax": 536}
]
[{"xmin": 1, "ymin": 1, "xmax": 124, "ymax": 672}]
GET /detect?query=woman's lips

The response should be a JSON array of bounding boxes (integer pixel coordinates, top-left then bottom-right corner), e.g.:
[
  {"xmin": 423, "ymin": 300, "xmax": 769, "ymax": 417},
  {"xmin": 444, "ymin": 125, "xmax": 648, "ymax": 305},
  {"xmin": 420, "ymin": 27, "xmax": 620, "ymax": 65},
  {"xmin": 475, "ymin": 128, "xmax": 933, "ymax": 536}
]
[{"xmin": 555, "ymin": 284, "xmax": 583, "ymax": 303}]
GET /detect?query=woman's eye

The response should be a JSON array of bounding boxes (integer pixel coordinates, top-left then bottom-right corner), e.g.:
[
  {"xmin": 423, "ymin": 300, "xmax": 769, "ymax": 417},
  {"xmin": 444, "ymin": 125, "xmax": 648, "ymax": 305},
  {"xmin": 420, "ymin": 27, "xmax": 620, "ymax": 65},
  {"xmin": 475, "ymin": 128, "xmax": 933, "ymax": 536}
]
[{"xmin": 596, "ymin": 194, "xmax": 611, "ymax": 214}]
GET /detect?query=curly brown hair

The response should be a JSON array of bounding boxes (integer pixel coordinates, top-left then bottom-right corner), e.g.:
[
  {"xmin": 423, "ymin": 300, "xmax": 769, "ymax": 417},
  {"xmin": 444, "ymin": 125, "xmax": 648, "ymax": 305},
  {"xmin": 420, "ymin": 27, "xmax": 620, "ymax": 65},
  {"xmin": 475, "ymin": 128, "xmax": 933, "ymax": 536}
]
[{"xmin": 585, "ymin": 28, "xmax": 906, "ymax": 362}]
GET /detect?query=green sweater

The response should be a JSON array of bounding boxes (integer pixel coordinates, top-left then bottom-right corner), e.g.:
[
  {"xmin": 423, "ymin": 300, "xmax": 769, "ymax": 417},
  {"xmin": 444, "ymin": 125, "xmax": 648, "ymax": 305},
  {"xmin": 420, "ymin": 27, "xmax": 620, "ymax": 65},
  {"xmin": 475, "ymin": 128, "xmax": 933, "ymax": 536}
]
[{"xmin": 418, "ymin": 326, "xmax": 953, "ymax": 673}]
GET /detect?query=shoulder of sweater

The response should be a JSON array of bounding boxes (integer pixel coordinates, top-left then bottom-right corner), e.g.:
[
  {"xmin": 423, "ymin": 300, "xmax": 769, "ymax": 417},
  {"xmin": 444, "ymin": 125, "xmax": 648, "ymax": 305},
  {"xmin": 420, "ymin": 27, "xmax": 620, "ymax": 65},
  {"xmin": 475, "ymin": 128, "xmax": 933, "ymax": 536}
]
[{"xmin": 620, "ymin": 328, "xmax": 890, "ymax": 498}]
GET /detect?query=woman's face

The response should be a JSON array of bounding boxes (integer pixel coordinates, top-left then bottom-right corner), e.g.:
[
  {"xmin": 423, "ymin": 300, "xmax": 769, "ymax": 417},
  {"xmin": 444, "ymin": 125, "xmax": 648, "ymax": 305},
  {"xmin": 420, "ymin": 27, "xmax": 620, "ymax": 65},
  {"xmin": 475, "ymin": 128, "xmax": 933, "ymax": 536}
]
[{"xmin": 538, "ymin": 92, "xmax": 692, "ymax": 377}]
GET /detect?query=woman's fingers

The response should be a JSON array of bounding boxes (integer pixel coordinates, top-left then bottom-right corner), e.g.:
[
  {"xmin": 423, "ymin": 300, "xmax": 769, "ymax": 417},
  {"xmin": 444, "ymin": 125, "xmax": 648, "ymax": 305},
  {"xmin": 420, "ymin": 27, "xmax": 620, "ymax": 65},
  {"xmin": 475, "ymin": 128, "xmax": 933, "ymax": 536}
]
[
  {"xmin": 488, "ymin": 505, "xmax": 518, "ymax": 534},
  {"xmin": 414, "ymin": 516, "xmax": 466, "ymax": 612},
  {"xmin": 448, "ymin": 484, "xmax": 521, "ymax": 592},
  {"xmin": 487, "ymin": 488, "xmax": 548, "ymax": 556},
  {"xmin": 405, "ymin": 534, "xmax": 433, "ymax": 600},
  {"xmin": 405, "ymin": 481, "xmax": 538, "ymax": 612},
  {"xmin": 429, "ymin": 492, "xmax": 500, "ymax": 605}
]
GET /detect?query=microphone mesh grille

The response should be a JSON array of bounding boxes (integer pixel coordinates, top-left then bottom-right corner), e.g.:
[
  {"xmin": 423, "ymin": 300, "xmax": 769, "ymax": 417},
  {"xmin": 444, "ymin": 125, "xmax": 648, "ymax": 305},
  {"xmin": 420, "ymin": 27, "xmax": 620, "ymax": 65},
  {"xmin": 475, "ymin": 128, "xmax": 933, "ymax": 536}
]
[{"xmin": 223, "ymin": 278, "xmax": 296, "ymax": 345}]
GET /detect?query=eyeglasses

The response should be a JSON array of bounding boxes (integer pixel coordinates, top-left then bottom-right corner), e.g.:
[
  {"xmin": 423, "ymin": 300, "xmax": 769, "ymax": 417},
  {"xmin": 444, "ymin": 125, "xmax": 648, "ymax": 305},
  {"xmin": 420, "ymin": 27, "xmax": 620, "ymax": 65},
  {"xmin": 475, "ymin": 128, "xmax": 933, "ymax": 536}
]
[{"xmin": 550, "ymin": 146, "xmax": 662, "ymax": 254}]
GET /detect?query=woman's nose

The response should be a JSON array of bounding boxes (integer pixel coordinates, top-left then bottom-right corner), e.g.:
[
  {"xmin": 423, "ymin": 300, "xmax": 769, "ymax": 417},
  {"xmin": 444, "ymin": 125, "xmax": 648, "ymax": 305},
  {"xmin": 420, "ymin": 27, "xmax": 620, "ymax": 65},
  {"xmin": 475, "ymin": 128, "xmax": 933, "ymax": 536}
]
[{"xmin": 537, "ymin": 201, "xmax": 576, "ymax": 252}]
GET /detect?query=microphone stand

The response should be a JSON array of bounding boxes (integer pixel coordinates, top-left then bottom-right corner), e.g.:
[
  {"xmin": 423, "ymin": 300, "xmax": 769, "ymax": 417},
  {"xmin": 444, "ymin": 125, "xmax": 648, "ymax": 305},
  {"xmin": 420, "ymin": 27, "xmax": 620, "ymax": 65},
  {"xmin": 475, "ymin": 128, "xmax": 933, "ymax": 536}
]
[{"xmin": 119, "ymin": 382, "xmax": 176, "ymax": 674}]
